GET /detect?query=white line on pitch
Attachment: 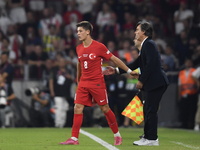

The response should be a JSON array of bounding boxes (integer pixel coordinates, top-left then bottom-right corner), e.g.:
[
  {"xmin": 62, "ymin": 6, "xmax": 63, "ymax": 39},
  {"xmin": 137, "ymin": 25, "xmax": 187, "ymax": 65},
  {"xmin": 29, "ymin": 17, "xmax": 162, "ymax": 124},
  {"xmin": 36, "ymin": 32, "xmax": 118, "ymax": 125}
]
[
  {"xmin": 171, "ymin": 141, "xmax": 199, "ymax": 149},
  {"xmin": 80, "ymin": 129, "xmax": 120, "ymax": 150}
]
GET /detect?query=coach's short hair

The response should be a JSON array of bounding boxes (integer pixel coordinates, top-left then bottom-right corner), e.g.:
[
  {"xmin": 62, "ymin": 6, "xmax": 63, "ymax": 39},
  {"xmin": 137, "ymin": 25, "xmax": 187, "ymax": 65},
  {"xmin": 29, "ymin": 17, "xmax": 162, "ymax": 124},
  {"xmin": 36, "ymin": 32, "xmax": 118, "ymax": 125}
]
[
  {"xmin": 76, "ymin": 21, "xmax": 93, "ymax": 36},
  {"xmin": 136, "ymin": 21, "xmax": 153, "ymax": 39}
]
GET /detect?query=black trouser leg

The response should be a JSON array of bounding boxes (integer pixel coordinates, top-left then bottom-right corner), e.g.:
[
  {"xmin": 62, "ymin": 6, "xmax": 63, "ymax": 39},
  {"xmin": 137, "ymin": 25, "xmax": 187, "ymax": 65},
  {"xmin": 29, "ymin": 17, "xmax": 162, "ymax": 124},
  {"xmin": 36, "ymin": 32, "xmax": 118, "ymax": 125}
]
[{"xmin": 144, "ymin": 85, "xmax": 167, "ymax": 140}]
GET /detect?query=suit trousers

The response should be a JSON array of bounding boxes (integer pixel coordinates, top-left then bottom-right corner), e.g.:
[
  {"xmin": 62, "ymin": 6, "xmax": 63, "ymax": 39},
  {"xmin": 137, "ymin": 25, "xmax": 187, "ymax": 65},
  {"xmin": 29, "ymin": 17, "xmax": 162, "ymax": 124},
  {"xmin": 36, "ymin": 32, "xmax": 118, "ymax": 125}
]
[{"xmin": 143, "ymin": 85, "xmax": 168, "ymax": 140}]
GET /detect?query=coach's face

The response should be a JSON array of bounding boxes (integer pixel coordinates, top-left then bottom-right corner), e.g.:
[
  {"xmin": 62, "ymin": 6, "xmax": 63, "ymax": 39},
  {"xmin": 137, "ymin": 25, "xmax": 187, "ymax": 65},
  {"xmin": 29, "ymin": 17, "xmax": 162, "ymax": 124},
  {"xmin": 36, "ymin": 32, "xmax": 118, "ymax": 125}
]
[
  {"xmin": 77, "ymin": 27, "xmax": 90, "ymax": 41},
  {"xmin": 133, "ymin": 38, "xmax": 141, "ymax": 50},
  {"xmin": 135, "ymin": 25, "xmax": 145, "ymax": 42}
]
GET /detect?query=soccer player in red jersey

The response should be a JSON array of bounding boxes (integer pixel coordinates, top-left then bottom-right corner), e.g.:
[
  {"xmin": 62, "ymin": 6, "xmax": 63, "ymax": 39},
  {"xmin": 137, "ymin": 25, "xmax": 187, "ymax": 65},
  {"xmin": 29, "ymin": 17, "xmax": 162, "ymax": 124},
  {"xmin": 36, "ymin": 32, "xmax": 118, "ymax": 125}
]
[{"xmin": 59, "ymin": 21, "xmax": 138, "ymax": 146}]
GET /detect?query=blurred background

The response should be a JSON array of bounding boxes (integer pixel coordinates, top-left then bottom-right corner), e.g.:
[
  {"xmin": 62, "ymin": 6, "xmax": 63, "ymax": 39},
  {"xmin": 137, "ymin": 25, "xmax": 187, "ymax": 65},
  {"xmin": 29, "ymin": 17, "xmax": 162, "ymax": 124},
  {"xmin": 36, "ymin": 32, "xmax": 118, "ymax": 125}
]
[{"xmin": 0, "ymin": 0, "xmax": 200, "ymax": 131}]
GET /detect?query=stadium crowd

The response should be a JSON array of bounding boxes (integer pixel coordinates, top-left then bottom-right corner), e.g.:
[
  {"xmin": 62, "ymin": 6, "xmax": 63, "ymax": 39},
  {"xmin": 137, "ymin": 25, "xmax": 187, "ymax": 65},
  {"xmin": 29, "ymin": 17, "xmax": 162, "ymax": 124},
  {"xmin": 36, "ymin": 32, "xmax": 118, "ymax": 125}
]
[{"xmin": 0, "ymin": 0, "xmax": 200, "ymax": 130}]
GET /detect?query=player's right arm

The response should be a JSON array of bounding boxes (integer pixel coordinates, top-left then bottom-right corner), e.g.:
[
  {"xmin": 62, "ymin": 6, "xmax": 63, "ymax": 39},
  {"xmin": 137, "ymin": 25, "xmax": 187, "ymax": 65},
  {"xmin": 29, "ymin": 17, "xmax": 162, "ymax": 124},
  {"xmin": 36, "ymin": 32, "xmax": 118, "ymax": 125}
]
[
  {"xmin": 110, "ymin": 55, "xmax": 131, "ymax": 72},
  {"xmin": 108, "ymin": 55, "xmax": 139, "ymax": 78},
  {"xmin": 77, "ymin": 61, "xmax": 82, "ymax": 84}
]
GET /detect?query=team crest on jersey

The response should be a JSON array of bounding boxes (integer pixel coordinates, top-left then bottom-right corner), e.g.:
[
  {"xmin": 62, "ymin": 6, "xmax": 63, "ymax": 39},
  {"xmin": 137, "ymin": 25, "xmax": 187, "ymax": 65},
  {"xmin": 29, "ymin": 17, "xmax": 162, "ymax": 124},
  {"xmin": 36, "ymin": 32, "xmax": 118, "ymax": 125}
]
[{"xmin": 89, "ymin": 53, "xmax": 96, "ymax": 60}]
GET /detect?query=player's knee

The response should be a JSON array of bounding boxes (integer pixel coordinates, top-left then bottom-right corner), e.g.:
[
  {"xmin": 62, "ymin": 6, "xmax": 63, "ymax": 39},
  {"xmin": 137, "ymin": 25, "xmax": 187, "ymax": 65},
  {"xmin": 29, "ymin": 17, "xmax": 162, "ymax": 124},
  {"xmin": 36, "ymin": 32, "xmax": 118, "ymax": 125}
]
[
  {"xmin": 74, "ymin": 104, "xmax": 84, "ymax": 114},
  {"xmin": 100, "ymin": 105, "xmax": 109, "ymax": 114}
]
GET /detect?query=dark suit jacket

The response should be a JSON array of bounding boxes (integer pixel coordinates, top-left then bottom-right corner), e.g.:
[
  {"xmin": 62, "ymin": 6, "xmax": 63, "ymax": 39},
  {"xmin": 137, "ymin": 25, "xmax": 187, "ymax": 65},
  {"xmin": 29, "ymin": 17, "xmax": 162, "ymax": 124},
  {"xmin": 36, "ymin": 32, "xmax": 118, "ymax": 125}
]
[{"xmin": 119, "ymin": 38, "xmax": 169, "ymax": 91}]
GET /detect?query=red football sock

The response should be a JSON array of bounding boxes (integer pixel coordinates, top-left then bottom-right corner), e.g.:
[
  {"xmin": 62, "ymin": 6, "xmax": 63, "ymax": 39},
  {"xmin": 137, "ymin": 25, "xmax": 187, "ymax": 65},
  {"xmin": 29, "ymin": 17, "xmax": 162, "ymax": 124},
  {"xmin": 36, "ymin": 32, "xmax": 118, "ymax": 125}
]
[
  {"xmin": 71, "ymin": 113, "xmax": 83, "ymax": 139},
  {"xmin": 104, "ymin": 109, "xmax": 119, "ymax": 134}
]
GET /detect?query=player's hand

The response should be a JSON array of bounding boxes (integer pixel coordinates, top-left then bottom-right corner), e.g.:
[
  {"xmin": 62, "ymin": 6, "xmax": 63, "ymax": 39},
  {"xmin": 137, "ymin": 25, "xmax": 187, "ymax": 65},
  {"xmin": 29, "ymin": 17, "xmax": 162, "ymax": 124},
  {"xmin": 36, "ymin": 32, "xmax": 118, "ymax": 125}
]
[
  {"xmin": 103, "ymin": 66, "xmax": 115, "ymax": 75},
  {"xmin": 130, "ymin": 71, "xmax": 139, "ymax": 79},
  {"xmin": 133, "ymin": 74, "xmax": 139, "ymax": 79},
  {"xmin": 136, "ymin": 81, "xmax": 143, "ymax": 89}
]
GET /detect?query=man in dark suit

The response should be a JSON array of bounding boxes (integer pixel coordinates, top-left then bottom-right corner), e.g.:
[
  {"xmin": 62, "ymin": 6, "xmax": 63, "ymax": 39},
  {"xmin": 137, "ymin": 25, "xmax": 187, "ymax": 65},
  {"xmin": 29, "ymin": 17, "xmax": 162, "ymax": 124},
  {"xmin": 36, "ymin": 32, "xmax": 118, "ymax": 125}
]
[{"xmin": 103, "ymin": 21, "xmax": 169, "ymax": 146}]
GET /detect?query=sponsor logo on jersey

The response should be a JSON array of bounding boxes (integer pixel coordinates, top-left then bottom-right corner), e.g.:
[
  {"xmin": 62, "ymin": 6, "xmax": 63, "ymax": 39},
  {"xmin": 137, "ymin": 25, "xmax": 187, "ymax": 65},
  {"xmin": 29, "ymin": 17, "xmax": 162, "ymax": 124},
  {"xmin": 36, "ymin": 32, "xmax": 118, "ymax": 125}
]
[
  {"xmin": 106, "ymin": 50, "xmax": 110, "ymax": 54},
  {"xmin": 83, "ymin": 54, "xmax": 88, "ymax": 57},
  {"xmin": 78, "ymin": 56, "xmax": 82, "ymax": 59},
  {"xmin": 89, "ymin": 53, "xmax": 96, "ymax": 60}
]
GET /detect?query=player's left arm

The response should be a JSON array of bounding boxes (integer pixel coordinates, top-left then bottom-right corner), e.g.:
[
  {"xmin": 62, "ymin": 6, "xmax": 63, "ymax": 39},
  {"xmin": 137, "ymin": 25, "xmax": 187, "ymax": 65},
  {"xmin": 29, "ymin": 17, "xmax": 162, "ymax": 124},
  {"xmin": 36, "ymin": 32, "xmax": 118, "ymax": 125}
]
[{"xmin": 77, "ymin": 61, "xmax": 81, "ymax": 84}]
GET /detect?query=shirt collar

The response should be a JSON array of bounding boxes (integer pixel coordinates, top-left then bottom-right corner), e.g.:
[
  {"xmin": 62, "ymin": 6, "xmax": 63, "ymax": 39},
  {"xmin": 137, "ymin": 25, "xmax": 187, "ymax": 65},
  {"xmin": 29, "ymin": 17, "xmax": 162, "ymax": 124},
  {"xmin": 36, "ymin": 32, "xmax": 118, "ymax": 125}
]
[{"xmin": 141, "ymin": 37, "xmax": 148, "ymax": 48}]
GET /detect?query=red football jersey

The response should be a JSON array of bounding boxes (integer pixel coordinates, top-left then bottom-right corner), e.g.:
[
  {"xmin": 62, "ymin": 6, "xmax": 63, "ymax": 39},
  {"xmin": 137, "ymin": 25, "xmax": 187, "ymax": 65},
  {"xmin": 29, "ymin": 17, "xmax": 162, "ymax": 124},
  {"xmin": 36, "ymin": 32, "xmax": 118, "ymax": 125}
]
[{"xmin": 76, "ymin": 40, "xmax": 113, "ymax": 88}]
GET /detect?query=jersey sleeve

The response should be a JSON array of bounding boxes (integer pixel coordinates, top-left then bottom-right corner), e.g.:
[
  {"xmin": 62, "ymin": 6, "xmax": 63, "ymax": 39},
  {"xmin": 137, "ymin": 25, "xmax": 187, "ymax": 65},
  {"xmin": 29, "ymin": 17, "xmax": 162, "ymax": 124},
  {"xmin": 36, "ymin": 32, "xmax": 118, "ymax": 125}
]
[{"xmin": 100, "ymin": 44, "xmax": 113, "ymax": 60}]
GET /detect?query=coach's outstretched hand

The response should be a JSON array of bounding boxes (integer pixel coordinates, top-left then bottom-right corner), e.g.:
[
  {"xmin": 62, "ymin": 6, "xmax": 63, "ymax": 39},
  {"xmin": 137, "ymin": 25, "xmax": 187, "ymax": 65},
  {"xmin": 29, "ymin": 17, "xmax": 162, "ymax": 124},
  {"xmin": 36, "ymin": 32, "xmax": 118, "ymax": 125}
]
[
  {"xmin": 103, "ymin": 66, "xmax": 115, "ymax": 75},
  {"xmin": 130, "ymin": 71, "xmax": 139, "ymax": 79}
]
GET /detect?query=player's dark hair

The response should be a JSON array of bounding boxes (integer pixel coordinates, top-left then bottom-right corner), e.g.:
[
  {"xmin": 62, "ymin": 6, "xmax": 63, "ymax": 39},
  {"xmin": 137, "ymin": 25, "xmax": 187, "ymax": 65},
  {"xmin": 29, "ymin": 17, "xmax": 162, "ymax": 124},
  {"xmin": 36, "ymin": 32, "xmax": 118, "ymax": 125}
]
[
  {"xmin": 136, "ymin": 21, "xmax": 153, "ymax": 39},
  {"xmin": 76, "ymin": 21, "xmax": 93, "ymax": 36}
]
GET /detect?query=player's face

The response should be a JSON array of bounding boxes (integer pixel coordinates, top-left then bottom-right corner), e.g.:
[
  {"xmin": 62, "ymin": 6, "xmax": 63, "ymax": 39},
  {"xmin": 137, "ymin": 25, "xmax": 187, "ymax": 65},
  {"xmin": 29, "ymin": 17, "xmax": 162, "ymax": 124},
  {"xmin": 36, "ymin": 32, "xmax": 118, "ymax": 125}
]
[
  {"xmin": 77, "ymin": 27, "xmax": 90, "ymax": 41},
  {"xmin": 135, "ymin": 25, "xmax": 145, "ymax": 42}
]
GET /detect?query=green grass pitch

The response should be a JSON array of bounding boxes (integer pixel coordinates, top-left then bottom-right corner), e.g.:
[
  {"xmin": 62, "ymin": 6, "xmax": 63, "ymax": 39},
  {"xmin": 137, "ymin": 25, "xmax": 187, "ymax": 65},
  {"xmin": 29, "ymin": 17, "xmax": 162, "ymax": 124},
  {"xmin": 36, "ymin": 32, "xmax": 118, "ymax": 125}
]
[{"xmin": 0, "ymin": 127, "xmax": 200, "ymax": 150}]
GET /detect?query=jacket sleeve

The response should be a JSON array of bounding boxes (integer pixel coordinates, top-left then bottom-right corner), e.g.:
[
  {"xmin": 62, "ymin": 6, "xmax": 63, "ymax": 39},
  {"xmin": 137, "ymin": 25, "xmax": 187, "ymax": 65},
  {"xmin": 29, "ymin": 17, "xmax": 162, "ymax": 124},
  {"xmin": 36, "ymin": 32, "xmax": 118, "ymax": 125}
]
[
  {"xmin": 118, "ymin": 56, "xmax": 140, "ymax": 74},
  {"xmin": 139, "ymin": 42, "xmax": 157, "ymax": 84}
]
